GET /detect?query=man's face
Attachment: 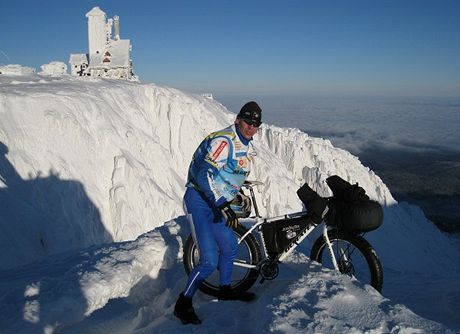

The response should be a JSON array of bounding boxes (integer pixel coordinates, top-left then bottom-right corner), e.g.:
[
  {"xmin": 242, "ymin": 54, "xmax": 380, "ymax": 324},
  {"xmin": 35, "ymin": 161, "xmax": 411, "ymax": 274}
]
[{"xmin": 236, "ymin": 118, "xmax": 260, "ymax": 140}]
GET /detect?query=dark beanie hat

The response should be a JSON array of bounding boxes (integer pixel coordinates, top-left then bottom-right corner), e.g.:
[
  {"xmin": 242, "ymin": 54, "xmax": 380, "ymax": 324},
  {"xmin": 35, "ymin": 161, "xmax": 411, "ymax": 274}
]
[{"xmin": 237, "ymin": 101, "xmax": 262, "ymax": 126}]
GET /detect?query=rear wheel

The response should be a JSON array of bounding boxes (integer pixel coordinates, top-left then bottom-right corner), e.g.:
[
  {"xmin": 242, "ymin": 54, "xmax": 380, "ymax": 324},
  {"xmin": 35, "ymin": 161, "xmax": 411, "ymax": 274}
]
[
  {"xmin": 310, "ymin": 229, "xmax": 383, "ymax": 292},
  {"xmin": 183, "ymin": 225, "xmax": 261, "ymax": 296}
]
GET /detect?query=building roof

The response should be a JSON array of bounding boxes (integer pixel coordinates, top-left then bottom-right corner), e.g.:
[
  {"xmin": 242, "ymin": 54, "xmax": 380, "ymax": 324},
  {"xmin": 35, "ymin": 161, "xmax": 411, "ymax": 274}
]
[
  {"xmin": 86, "ymin": 6, "xmax": 106, "ymax": 18},
  {"xmin": 69, "ymin": 54, "xmax": 89, "ymax": 64}
]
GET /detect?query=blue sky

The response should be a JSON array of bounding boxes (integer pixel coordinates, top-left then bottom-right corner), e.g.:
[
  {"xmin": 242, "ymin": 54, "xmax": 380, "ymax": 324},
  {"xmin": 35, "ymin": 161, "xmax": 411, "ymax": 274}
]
[{"xmin": 1, "ymin": 0, "xmax": 459, "ymax": 96}]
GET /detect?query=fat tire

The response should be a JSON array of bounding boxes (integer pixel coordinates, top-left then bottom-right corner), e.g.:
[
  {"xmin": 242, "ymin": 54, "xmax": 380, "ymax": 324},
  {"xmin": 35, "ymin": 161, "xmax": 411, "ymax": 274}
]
[
  {"xmin": 183, "ymin": 225, "xmax": 261, "ymax": 297},
  {"xmin": 310, "ymin": 229, "xmax": 383, "ymax": 292}
]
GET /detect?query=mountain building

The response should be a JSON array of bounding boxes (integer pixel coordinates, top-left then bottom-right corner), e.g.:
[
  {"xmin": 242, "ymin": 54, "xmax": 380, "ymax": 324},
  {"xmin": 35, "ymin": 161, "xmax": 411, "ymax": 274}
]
[{"xmin": 69, "ymin": 7, "xmax": 134, "ymax": 80}]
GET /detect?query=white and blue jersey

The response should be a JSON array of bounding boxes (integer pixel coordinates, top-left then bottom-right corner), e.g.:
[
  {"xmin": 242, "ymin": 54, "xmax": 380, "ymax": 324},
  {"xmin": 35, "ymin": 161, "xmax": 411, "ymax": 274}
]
[
  {"xmin": 186, "ymin": 124, "xmax": 255, "ymax": 207},
  {"xmin": 182, "ymin": 124, "xmax": 256, "ymax": 297}
]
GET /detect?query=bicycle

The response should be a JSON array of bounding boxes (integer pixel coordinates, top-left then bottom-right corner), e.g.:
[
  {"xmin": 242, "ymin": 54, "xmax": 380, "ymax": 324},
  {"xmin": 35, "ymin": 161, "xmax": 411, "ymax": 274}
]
[{"xmin": 183, "ymin": 176, "xmax": 384, "ymax": 296}]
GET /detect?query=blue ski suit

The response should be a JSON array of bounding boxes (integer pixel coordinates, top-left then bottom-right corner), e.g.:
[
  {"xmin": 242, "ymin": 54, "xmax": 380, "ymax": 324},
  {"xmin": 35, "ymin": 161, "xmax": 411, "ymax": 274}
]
[{"xmin": 183, "ymin": 124, "xmax": 255, "ymax": 297}]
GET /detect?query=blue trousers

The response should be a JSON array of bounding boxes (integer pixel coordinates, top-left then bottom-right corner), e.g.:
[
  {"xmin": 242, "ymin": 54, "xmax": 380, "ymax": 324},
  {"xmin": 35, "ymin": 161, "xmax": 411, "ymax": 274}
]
[{"xmin": 183, "ymin": 187, "xmax": 238, "ymax": 298}]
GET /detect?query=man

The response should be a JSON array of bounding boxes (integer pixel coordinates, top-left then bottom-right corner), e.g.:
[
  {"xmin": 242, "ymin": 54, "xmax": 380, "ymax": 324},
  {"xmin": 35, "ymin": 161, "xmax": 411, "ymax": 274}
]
[{"xmin": 174, "ymin": 101, "xmax": 262, "ymax": 325}]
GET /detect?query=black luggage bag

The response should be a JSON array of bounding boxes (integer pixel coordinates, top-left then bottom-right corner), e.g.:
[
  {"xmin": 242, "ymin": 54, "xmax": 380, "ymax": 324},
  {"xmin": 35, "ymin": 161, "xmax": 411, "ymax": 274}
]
[{"xmin": 325, "ymin": 175, "xmax": 383, "ymax": 233}]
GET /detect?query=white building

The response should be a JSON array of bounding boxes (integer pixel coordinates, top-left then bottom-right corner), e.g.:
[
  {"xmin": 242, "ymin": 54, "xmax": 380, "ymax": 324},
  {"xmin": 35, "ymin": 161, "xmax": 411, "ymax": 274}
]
[
  {"xmin": 69, "ymin": 54, "xmax": 88, "ymax": 76},
  {"xmin": 201, "ymin": 93, "xmax": 214, "ymax": 100},
  {"xmin": 69, "ymin": 7, "xmax": 134, "ymax": 80}
]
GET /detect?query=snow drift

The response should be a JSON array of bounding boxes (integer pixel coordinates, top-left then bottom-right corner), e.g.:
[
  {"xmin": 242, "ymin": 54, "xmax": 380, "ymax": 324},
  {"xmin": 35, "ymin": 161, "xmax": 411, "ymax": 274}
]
[
  {"xmin": 1, "ymin": 67, "xmax": 459, "ymax": 333},
  {"xmin": 0, "ymin": 68, "xmax": 398, "ymax": 270}
]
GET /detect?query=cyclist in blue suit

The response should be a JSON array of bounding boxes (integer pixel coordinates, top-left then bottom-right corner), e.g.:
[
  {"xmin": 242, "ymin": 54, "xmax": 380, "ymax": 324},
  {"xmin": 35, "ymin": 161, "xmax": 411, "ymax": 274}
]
[{"xmin": 174, "ymin": 101, "xmax": 262, "ymax": 325}]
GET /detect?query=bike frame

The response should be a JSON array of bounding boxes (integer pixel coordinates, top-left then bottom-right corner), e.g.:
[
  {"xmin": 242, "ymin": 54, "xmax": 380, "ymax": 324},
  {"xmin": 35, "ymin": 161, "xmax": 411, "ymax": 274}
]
[{"xmin": 235, "ymin": 181, "xmax": 339, "ymax": 271}]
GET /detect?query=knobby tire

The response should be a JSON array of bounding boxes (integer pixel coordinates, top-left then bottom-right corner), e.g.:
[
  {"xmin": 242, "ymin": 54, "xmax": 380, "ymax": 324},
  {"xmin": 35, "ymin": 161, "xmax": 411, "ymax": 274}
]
[{"xmin": 310, "ymin": 229, "xmax": 383, "ymax": 292}]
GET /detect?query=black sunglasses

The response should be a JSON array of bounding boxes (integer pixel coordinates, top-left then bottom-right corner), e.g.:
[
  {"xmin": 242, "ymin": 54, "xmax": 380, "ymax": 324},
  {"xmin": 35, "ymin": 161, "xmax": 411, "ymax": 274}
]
[{"xmin": 242, "ymin": 118, "xmax": 262, "ymax": 127}]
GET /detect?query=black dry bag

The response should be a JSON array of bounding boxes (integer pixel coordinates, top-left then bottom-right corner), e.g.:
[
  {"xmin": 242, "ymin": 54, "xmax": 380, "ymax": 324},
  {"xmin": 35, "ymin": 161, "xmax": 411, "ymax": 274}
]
[{"xmin": 325, "ymin": 175, "xmax": 383, "ymax": 233}]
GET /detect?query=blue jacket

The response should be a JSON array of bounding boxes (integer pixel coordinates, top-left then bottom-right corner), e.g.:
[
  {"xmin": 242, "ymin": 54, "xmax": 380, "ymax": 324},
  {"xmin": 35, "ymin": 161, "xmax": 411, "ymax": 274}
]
[{"xmin": 186, "ymin": 124, "xmax": 255, "ymax": 208}]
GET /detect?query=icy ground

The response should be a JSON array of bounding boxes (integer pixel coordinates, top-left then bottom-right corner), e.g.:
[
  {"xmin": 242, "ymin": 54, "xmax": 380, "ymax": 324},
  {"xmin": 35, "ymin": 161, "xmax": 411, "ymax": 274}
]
[{"xmin": 0, "ymin": 66, "xmax": 459, "ymax": 333}]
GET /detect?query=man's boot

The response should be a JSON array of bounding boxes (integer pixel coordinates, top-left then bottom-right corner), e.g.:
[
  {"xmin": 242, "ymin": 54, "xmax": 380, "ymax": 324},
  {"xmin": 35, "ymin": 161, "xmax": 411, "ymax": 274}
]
[
  {"xmin": 174, "ymin": 293, "xmax": 202, "ymax": 325},
  {"xmin": 218, "ymin": 285, "xmax": 256, "ymax": 302}
]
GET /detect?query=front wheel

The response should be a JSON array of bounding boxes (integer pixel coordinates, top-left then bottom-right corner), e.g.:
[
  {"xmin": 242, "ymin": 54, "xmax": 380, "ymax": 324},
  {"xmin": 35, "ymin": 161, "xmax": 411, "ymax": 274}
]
[
  {"xmin": 183, "ymin": 225, "xmax": 262, "ymax": 297},
  {"xmin": 310, "ymin": 229, "xmax": 383, "ymax": 292}
]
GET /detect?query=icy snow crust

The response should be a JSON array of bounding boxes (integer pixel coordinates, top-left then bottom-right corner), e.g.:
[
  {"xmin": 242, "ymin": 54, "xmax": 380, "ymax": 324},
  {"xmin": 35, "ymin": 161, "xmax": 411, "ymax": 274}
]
[{"xmin": 0, "ymin": 70, "xmax": 459, "ymax": 333}]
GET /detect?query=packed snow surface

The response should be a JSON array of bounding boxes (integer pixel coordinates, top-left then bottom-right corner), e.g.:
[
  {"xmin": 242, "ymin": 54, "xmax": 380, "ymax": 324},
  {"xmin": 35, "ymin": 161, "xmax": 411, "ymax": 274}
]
[{"xmin": 0, "ymin": 67, "xmax": 459, "ymax": 333}]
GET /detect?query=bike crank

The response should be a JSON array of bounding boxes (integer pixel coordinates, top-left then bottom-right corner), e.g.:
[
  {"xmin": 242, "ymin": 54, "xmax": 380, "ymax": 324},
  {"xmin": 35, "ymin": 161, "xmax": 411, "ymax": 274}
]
[{"xmin": 259, "ymin": 259, "xmax": 279, "ymax": 283}]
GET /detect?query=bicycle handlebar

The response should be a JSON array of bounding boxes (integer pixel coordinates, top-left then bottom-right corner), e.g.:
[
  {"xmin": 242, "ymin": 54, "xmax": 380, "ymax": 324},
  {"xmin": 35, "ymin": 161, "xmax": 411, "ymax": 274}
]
[{"xmin": 243, "ymin": 180, "xmax": 264, "ymax": 188}]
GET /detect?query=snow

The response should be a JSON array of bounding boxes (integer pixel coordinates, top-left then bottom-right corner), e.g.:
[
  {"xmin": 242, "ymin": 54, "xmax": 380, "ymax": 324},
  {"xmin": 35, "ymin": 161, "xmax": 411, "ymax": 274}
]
[
  {"xmin": 38, "ymin": 62, "xmax": 68, "ymax": 77},
  {"xmin": 0, "ymin": 66, "xmax": 459, "ymax": 333},
  {"xmin": 0, "ymin": 64, "xmax": 35, "ymax": 75}
]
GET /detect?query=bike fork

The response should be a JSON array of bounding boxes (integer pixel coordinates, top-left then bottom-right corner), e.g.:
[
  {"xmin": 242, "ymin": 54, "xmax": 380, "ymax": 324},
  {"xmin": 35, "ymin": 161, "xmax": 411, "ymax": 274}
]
[{"xmin": 323, "ymin": 225, "xmax": 340, "ymax": 271}]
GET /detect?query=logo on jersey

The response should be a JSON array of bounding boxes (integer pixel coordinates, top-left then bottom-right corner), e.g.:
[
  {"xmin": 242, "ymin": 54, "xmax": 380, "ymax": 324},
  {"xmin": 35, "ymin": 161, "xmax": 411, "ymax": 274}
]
[
  {"xmin": 238, "ymin": 159, "xmax": 248, "ymax": 168},
  {"xmin": 212, "ymin": 141, "xmax": 228, "ymax": 160}
]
